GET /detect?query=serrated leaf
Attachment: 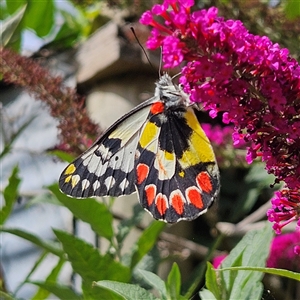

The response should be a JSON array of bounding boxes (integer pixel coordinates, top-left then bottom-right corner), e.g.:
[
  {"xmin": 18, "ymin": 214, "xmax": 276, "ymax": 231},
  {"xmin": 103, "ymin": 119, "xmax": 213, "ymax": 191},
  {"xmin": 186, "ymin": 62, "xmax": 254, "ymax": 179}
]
[
  {"xmin": 204, "ymin": 262, "xmax": 221, "ymax": 300},
  {"xmin": 0, "ymin": 4, "xmax": 26, "ymax": 47},
  {"xmin": 0, "ymin": 227, "xmax": 63, "ymax": 257},
  {"xmin": 49, "ymin": 184, "xmax": 113, "ymax": 241},
  {"xmin": 82, "ymin": 280, "xmax": 123, "ymax": 300},
  {"xmin": 1, "ymin": 165, "xmax": 21, "ymax": 225},
  {"xmin": 130, "ymin": 221, "xmax": 166, "ymax": 269},
  {"xmin": 54, "ymin": 230, "xmax": 130, "ymax": 283},
  {"xmin": 220, "ymin": 224, "xmax": 273, "ymax": 300},
  {"xmin": 137, "ymin": 269, "xmax": 167, "ymax": 300},
  {"xmin": 95, "ymin": 280, "xmax": 159, "ymax": 300},
  {"xmin": 30, "ymin": 282, "xmax": 82, "ymax": 300},
  {"xmin": 166, "ymin": 263, "xmax": 181, "ymax": 300}
]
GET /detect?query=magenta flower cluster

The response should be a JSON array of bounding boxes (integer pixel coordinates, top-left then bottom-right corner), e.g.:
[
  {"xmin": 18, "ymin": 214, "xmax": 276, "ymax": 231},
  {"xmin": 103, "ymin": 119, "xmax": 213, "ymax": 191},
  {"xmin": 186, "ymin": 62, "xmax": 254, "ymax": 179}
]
[{"xmin": 140, "ymin": 0, "xmax": 300, "ymax": 233}]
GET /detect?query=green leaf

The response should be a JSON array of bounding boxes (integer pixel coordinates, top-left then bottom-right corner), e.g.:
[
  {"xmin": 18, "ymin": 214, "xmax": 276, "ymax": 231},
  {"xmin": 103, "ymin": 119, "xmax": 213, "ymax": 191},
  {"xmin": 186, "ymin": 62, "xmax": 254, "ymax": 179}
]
[
  {"xmin": 48, "ymin": 150, "xmax": 75, "ymax": 163},
  {"xmin": 26, "ymin": 191, "xmax": 62, "ymax": 207},
  {"xmin": 1, "ymin": 116, "xmax": 36, "ymax": 160},
  {"xmin": 49, "ymin": 184, "xmax": 113, "ymax": 241},
  {"xmin": 30, "ymin": 282, "xmax": 82, "ymax": 300},
  {"xmin": 219, "ymin": 266, "xmax": 300, "ymax": 282},
  {"xmin": 285, "ymin": 0, "xmax": 300, "ymax": 20},
  {"xmin": 0, "ymin": 165, "xmax": 21, "ymax": 225},
  {"xmin": 219, "ymin": 224, "xmax": 273, "ymax": 300},
  {"xmin": 0, "ymin": 291, "xmax": 14, "ymax": 300},
  {"xmin": 32, "ymin": 258, "xmax": 65, "ymax": 300},
  {"xmin": 6, "ymin": 0, "xmax": 26, "ymax": 14},
  {"xmin": 204, "ymin": 262, "xmax": 221, "ymax": 300},
  {"xmin": 199, "ymin": 289, "xmax": 217, "ymax": 300},
  {"xmin": 95, "ymin": 280, "xmax": 159, "ymax": 300},
  {"xmin": 82, "ymin": 281, "xmax": 123, "ymax": 300},
  {"xmin": 6, "ymin": 0, "xmax": 54, "ymax": 37},
  {"xmin": 0, "ymin": 227, "xmax": 63, "ymax": 257},
  {"xmin": 54, "ymin": 230, "xmax": 130, "ymax": 283},
  {"xmin": 130, "ymin": 221, "xmax": 166, "ymax": 269},
  {"xmin": 166, "ymin": 263, "xmax": 181, "ymax": 300},
  {"xmin": 137, "ymin": 269, "xmax": 167, "ymax": 300},
  {"xmin": 24, "ymin": 1, "xmax": 54, "ymax": 37},
  {"xmin": 116, "ymin": 204, "xmax": 145, "ymax": 246},
  {"xmin": 0, "ymin": 4, "xmax": 26, "ymax": 47},
  {"xmin": 14, "ymin": 251, "xmax": 48, "ymax": 295}
]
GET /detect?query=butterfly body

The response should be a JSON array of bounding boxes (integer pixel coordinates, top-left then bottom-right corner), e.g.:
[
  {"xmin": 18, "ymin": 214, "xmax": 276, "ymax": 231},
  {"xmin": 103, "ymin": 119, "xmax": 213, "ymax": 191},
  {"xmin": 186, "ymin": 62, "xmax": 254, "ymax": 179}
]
[{"xmin": 59, "ymin": 74, "xmax": 220, "ymax": 223}]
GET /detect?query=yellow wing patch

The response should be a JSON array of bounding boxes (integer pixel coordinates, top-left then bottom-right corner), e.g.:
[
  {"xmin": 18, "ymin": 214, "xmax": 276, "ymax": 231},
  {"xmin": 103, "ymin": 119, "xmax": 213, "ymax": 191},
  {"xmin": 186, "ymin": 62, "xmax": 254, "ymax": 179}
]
[{"xmin": 179, "ymin": 108, "xmax": 216, "ymax": 168}]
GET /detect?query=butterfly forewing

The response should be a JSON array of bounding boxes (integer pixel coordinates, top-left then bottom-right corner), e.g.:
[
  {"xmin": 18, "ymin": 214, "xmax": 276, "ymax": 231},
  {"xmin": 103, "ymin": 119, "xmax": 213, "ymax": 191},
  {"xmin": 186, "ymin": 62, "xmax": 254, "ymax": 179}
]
[{"xmin": 59, "ymin": 99, "xmax": 155, "ymax": 198}]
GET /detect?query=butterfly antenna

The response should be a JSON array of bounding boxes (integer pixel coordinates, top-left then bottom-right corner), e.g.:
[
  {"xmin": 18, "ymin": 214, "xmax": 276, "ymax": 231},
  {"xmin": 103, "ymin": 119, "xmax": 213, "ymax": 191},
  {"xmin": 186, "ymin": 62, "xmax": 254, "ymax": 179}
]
[
  {"xmin": 159, "ymin": 46, "xmax": 163, "ymax": 77},
  {"xmin": 130, "ymin": 27, "xmax": 155, "ymax": 71},
  {"xmin": 171, "ymin": 72, "xmax": 181, "ymax": 80}
]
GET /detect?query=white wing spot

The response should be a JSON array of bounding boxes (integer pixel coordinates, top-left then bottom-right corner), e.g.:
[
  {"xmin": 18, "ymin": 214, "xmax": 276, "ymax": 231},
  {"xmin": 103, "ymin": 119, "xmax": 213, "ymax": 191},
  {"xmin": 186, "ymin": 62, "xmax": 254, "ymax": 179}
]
[
  {"xmin": 93, "ymin": 180, "xmax": 101, "ymax": 191},
  {"xmin": 104, "ymin": 176, "xmax": 116, "ymax": 189},
  {"xmin": 84, "ymin": 155, "xmax": 101, "ymax": 173},
  {"xmin": 120, "ymin": 178, "xmax": 129, "ymax": 190},
  {"xmin": 71, "ymin": 175, "xmax": 80, "ymax": 188},
  {"xmin": 81, "ymin": 179, "xmax": 90, "ymax": 191}
]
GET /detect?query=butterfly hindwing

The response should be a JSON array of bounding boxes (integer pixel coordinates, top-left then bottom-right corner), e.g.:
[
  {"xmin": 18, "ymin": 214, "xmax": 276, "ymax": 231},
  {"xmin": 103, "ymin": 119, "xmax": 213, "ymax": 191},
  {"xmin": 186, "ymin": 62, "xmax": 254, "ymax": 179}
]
[
  {"xmin": 135, "ymin": 105, "xmax": 219, "ymax": 223},
  {"xmin": 59, "ymin": 98, "xmax": 156, "ymax": 198}
]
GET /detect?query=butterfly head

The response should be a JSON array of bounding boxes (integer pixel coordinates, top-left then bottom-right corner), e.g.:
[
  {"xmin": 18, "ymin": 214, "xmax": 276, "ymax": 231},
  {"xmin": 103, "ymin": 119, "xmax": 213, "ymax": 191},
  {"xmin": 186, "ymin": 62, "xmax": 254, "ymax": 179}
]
[{"xmin": 155, "ymin": 74, "xmax": 190, "ymax": 109}]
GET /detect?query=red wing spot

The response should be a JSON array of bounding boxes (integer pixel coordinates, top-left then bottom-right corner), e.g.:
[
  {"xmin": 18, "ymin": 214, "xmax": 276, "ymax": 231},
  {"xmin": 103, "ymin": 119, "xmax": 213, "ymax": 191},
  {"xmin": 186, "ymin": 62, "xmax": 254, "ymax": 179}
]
[
  {"xmin": 136, "ymin": 163, "xmax": 149, "ymax": 184},
  {"xmin": 155, "ymin": 193, "xmax": 168, "ymax": 216},
  {"xmin": 150, "ymin": 102, "xmax": 164, "ymax": 115},
  {"xmin": 145, "ymin": 184, "xmax": 156, "ymax": 206},
  {"xmin": 186, "ymin": 187, "xmax": 204, "ymax": 209},
  {"xmin": 196, "ymin": 172, "xmax": 213, "ymax": 193},
  {"xmin": 170, "ymin": 190, "xmax": 185, "ymax": 215}
]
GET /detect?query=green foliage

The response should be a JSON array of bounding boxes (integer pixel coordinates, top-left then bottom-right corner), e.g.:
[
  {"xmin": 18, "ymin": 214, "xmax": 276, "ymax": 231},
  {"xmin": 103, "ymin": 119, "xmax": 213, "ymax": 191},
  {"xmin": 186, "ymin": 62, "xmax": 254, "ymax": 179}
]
[
  {"xmin": 30, "ymin": 282, "xmax": 82, "ymax": 300},
  {"xmin": 50, "ymin": 184, "xmax": 114, "ymax": 241},
  {"xmin": 0, "ymin": 4, "xmax": 26, "ymax": 48},
  {"xmin": 284, "ymin": 0, "xmax": 300, "ymax": 19},
  {"xmin": 1, "ymin": 159, "xmax": 299, "ymax": 299},
  {"xmin": 1, "ymin": 0, "xmax": 86, "ymax": 52},
  {"xmin": 0, "ymin": 165, "xmax": 21, "ymax": 225},
  {"xmin": 95, "ymin": 280, "xmax": 159, "ymax": 300},
  {"xmin": 166, "ymin": 263, "xmax": 184, "ymax": 300},
  {"xmin": 130, "ymin": 221, "xmax": 166, "ymax": 269},
  {"xmin": 200, "ymin": 225, "xmax": 274, "ymax": 300}
]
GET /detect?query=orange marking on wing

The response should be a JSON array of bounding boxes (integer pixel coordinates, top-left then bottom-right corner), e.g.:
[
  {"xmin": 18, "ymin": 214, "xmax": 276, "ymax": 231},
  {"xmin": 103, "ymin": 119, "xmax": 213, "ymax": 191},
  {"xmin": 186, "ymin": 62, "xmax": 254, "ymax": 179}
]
[
  {"xmin": 156, "ymin": 193, "xmax": 168, "ymax": 216},
  {"xmin": 145, "ymin": 184, "xmax": 156, "ymax": 206},
  {"xmin": 196, "ymin": 172, "xmax": 213, "ymax": 193},
  {"xmin": 150, "ymin": 102, "xmax": 164, "ymax": 114},
  {"xmin": 170, "ymin": 190, "xmax": 185, "ymax": 215},
  {"xmin": 136, "ymin": 163, "xmax": 149, "ymax": 184},
  {"xmin": 186, "ymin": 187, "xmax": 204, "ymax": 209}
]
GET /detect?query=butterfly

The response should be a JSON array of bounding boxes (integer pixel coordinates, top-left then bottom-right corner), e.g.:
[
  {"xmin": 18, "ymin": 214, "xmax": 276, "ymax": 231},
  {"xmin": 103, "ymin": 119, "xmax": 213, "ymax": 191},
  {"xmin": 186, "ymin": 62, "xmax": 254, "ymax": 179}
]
[{"xmin": 59, "ymin": 73, "xmax": 220, "ymax": 223}]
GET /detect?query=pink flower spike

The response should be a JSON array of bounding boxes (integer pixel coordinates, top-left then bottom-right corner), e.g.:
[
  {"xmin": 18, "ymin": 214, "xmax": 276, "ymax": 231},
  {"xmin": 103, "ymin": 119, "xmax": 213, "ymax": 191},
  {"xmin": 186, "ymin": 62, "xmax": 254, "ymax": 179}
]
[
  {"xmin": 140, "ymin": 11, "xmax": 153, "ymax": 25},
  {"xmin": 222, "ymin": 112, "xmax": 230, "ymax": 124}
]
